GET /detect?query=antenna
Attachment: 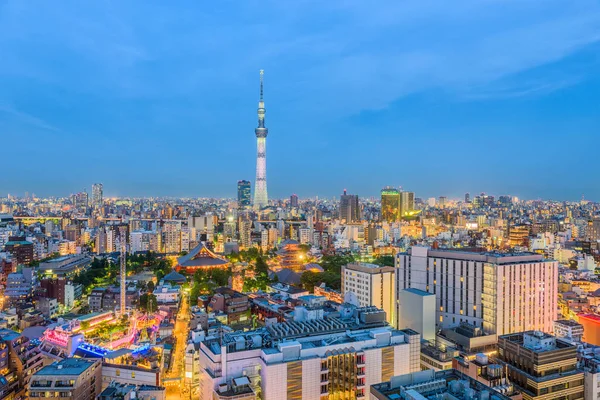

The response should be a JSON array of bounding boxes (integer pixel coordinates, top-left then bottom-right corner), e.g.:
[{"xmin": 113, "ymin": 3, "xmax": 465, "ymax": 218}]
[{"xmin": 259, "ymin": 69, "xmax": 264, "ymax": 100}]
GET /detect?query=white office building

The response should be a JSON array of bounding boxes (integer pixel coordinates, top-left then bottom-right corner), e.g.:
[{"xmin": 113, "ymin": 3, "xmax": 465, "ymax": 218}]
[
  {"xmin": 395, "ymin": 246, "xmax": 558, "ymax": 336},
  {"xmin": 342, "ymin": 263, "xmax": 395, "ymax": 326},
  {"xmin": 198, "ymin": 307, "xmax": 420, "ymax": 400}
]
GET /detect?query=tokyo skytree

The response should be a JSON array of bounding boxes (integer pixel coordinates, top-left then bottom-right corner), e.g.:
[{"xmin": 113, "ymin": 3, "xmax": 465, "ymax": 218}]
[{"xmin": 253, "ymin": 70, "xmax": 269, "ymax": 209}]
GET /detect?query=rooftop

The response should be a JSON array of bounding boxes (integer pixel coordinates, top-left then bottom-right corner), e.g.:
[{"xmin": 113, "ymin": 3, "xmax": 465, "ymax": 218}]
[
  {"xmin": 206, "ymin": 306, "xmax": 397, "ymax": 356},
  {"xmin": 344, "ymin": 262, "xmax": 395, "ymax": 273},
  {"xmin": 34, "ymin": 358, "xmax": 98, "ymax": 376},
  {"xmin": 371, "ymin": 369, "xmax": 513, "ymax": 400}
]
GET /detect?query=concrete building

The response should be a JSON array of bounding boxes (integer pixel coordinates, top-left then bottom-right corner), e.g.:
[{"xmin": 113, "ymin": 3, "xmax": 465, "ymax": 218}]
[
  {"xmin": 101, "ymin": 363, "xmax": 161, "ymax": 388},
  {"xmin": 130, "ymin": 230, "xmax": 159, "ymax": 253},
  {"xmin": 396, "ymin": 247, "xmax": 558, "ymax": 335},
  {"xmin": 153, "ymin": 283, "xmax": 180, "ymax": 304},
  {"xmin": 0, "ymin": 328, "xmax": 44, "ymax": 398},
  {"xmin": 92, "ymin": 183, "xmax": 103, "ymax": 209},
  {"xmin": 198, "ymin": 307, "xmax": 420, "ymax": 400},
  {"xmin": 453, "ymin": 354, "xmax": 523, "ymax": 399},
  {"xmin": 40, "ymin": 278, "xmax": 77, "ymax": 307},
  {"xmin": 342, "ymin": 262, "xmax": 395, "ymax": 326},
  {"xmin": 162, "ymin": 220, "xmax": 181, "ymax": 254},
  {"xmin": 28, "ymin": 358, "xmax": 102, "ymax": 400},
  {"xmin": 396, "ymin": 288, "xmax": 435, "ymax": 341},
  {"xmin": 4, "ymin": 237, "xmax": 33, "ymax": 265},
  {"xmin": 554, "ymin": 319, "xmax": 584, "ymax": 343},
  {"xmin": 35, "ymin": 297, "xmax": 58, "ymax": 318},
  {"xmin": 99, "ymin": 382, "xmax": 166, "ymax": 400},
  {"xmin": 497, "ymin": 331, "xmax": 583, "ymax": 400},
  {"xmin": 370, "ymin": 368, "xmax": 515, "ymax": 400},
  {"xmin": 208, "ymin": 287, "xmax": 250, "ymax": 326},
  {"xmin": 340, "ymin": 190, "xmax": 360, "ymax": 223},
  {"xmin": 39, "ymin": 254, "xmax": 92, "ymax": 278}
]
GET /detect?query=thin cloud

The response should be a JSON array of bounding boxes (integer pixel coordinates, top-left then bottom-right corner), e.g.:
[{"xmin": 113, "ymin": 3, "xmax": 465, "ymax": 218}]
[{"xmin": 0, "ymin": 105, "xmax": 61, "ymax": 133}]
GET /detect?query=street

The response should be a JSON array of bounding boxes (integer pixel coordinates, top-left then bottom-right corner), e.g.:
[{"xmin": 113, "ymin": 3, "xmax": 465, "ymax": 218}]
[{"xmin": 165, "ymin": 292, "xmax": 191, "ymax": 399}]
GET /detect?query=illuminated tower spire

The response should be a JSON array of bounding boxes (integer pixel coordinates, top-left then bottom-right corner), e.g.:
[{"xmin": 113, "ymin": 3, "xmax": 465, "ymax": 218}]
[{"xmin": 253, "ymin": 69, "xmax": 269, "ymax": 209}]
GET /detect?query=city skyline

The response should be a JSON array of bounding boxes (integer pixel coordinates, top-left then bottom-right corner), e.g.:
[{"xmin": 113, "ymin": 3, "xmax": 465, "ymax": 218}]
[{"xmin": 0, "ymin": 1, "xmax": 599, "ymax": 199}]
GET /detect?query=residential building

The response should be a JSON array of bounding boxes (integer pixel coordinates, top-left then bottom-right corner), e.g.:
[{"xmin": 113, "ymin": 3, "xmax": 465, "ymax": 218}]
[
  {"xmin": 130, "ymin": 230, "xmax": 159, "ymax": 253},
  {"xmin": 208, "ymin": 287, "xmax": 250, "ymax": 326},
  {"xmin": 28, "ymin": 358, "xmax": 102, "ymax": 400},
  {"xmin": 4, "ymin": 237, "xmax": 34, "ymax": 265},
  {"xmin": 92, "ymin": 183, "xmax": 104, "ymax": 209},
  {"xmin": 153, "ymin": 283, "xmax": 180, "ymax": 304},
  {"xmin": 35, "ymin": 297, "xmax": 58, "ymax": 318},
  {"xmin": 497, "ymin": 331, "xmax": 583, "ymax": 400},
  {"xmin": 395, "ymin": 247, "xmax": 558, "ymax": 335},
  {"xmin": 198, "ymin": 307, "xmax": 420, "ymax": 400},
  {"xmin": 0, "ymin": 328, "xmax": 45, "ymax": 398},
  {"xmin": 342, "ymin": 262, "xmax": 395, "ymax": 326},
  {"xmin": 554, "ymin": 319, "xmax": 584, "ymax": 343},
  {"xmin": 40, "ymin": 278, "xmax": 77, "ymax": 307}
]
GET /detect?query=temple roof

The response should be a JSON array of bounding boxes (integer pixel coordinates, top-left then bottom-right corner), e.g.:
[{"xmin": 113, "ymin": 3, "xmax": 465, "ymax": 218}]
[
  {"xmin": 177, "ymin": 242, "xmax": 228, "ymax": 268},
  {"xmin": 163, "ymin": 269, "xmax": 187, "ymax": 283}
]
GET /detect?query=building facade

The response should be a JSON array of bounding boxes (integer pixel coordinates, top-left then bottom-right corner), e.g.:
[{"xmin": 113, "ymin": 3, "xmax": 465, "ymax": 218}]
[
  {"xmin": 342, "ymin": 263, "xmax": 395, "ymax": 326},
  {"xmin": 28, "ymin": 358, "xmax": 102, "ymax": 400},
  {"xmin": 340, "ymin": 190, "xmax": 360, "ymax": 223},
  {"xmin": 198, "ymin": 309, "xmax": 420, "ymax": 400},
  {"xmin": 497, "ymin": 331, "xmax": 583, "ymax": 400},
  {"xmin": 395, "ymin": 247, "xmax": 558, "ymax": 336}
]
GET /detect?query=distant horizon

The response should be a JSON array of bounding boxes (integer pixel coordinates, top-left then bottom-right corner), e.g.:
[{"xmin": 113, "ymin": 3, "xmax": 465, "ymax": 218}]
[
  {"xmin": 1, "ymin": 2, "xmax": 598, "ymax": 200},
  {"xmin": 1, "ymin": 189, "xmax": 595, "ymax": 204}
]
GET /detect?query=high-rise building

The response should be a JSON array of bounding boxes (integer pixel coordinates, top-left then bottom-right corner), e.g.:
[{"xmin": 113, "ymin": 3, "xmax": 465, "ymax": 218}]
[
  {"xmin": 339, "ymin": 189, "xmax": 360, "ymax": 223},
  {"xmin": 497, "ymin": 331, "xmax": 583, "ymax": 400},
  {"xmin": 237, "ymin": 180, "xmax": 251, "ymax": 208},
  {"xmin": 400, "ymin": 191, "xmax": 415, "ymax": 217},
  {"xmin": 289, "ymin": 193, "xmax": 299, "ymax": 208},
  {"xmin": 342, "ymin": 263, "xmax": 396, "ymax": 326},
  {"xmin": 395, "ymin": 246, "xmax": 558, "ymax": 336},
  {"xmin": 71, "ymin": 191, "xmax": 88, "ymax": 210},
  {"xmin": 162, "ymin": 220, "xmax": 181, "ymax": 254},
  {"xmin": 438, "ymin": 196, "xmax": 447, "ymax": 208},
  {"xmin": 92, "ymin": 183, "xmax": 103, "ymax": 208},
  {"xmin": 381, "ymin": 187, "xmax": 400, "ymax": 222},
  {"xmin": 465, "ymin": 192, "xmax": 470, "ymax": 203},
  {"xmin": 253, "ymin": 70, "xmax": 269, "ymax": 209},
  {"xmin": 197, "ymin": 308, "xmax": 420, "ymax": 400}
]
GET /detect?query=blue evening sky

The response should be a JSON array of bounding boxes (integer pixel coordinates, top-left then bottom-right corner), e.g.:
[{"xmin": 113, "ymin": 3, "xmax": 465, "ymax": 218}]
[{"xmin": 0, "ymin": 1, "xmax": 599, "ymax": 200}]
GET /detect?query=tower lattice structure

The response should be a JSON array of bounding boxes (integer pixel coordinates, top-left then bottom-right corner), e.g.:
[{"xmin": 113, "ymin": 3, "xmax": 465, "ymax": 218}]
[{"xmin": 253, "ymin": 69, "xmax": 269, "ymax": 209}]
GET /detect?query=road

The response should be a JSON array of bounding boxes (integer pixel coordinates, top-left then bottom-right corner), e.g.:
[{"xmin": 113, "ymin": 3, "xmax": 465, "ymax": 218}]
[{"xmin": 165, "ymin": 293, "xmax": 191, "ymax": 400}]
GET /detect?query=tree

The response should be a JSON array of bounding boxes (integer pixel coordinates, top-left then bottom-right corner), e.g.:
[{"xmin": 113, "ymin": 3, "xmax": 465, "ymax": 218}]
[
  {"xmin": 300, "ymin": 271, "xmax": 322, "ymax": 292},
  {"xmin": 372, "ymin": 255, "xmax": 394, "ymax": 267},
  {"xmin": 147, "ymin": 281, "xmax": 155, "ymax": 292},
  {"xmin": 139, "ymin": 293, "xmax": 158, "ymax": 313},
  {"xmin": 255, "ymin": 257, "xmax": 269, "ymax": 274}
]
